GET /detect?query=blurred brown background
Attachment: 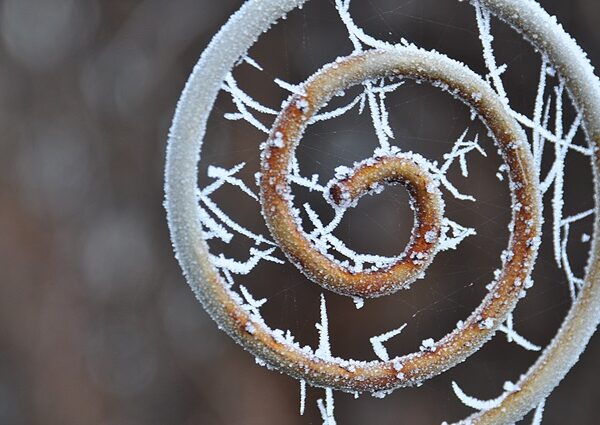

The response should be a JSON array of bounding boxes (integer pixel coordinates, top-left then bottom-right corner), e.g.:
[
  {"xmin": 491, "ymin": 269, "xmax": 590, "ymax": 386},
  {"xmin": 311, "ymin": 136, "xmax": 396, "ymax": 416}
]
[{"xmin": 1, "ymin": 0, "xmax": 600, "ymax": 424}]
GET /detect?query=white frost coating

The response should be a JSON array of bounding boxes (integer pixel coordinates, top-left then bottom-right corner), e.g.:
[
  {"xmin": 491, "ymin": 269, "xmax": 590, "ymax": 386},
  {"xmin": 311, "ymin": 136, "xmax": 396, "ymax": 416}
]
[
  {"xmin": 224, "ymin": 11, "xmax": 484, "ymax": 276},
  {"xmin": 298, "ymin": 142, "xmax": 477, "ymax": 272},
  {"xmin": 505, "ymin": 312, "xmax": 514, "ymax": 343},
  {"xmin": 315, "ymin": 294, "xmax": 332, "ymax": 359},
  {"xmin": 241, "ymin": 55, "xmax": 263, "ymax": 71},
  {"xmin": 224, "ymin": 75, "xmax": 271, "ymax": 133},
  {"xmin": 451, "ymin": 381, "xmax": 509, "ymax": 411},
  {"xmin": 205, "ymin": 163, "xmax": 259, "ymax": 200},
  {"xmin": 473, "ymin": 0, "xmax": 509, "ymax": 105},
  {"xmin": 203, "ymin": 162, "xmax": 245, "ymax": 195},
  {"xmin": 201, "ymin": 161, "xmax": 290, "ymax": 276},
  {"xmin": 200, "ymin": 162, "xmax": 279, "ymax": 247},
  {"xmin": 540, "ymin": 111, "xmax": 582, "ymax": 194},
  {"xmin": 497, "ymin": 324, "xmax": 542, "ymax": 352},
  {"xmin": 300, "ymin": 380, "xmax": 306, "ymax": 415},
  {"xmin": 420, "ymin": 337, "xmax": 436, "ymax": 352},
  {"xmin": 369, "ymin": 324, "xmax": 408, "ymax": 361},
  {"xmin": 439, "ymin": 218, "xmax": 477, "ymax": 251},
  {"xmin": 223, "ymin": 74, "xmax": 278, "ymax": 115},
  {"xmin": 239, "ymin": 285, "xmax": 267, "ymax": 314},
  {"xmin": 309, "ymin": 93, "xmax": 364, "ymax": 124},
  {"xmin": 325, "ymin": 389, "xmax": 336, "ymax": 425},
  {"xmin": 333, "ymin": 0, "xmax": 409, "ymax": 150},
  {"xmin": 531, "ymin": 60, "xmax": 548, "ymax": 173},
  {"xmin": 426, "ymin": 130, "xmax": 487, "ymax": 202},
  {"xmin": 289, "ymin": 156, "xmax": 326, "ymax": 193},
  {"xmin": 531, "ymin": 400, "xmax": 545, "ymax": 425},
  {"xmin": 512, "ymin": 110, "xmax": 593, "ymax": 156},
  {"xmin": 227, "ymin": 64, "xmax": 370, "ymax": 131},
  {"xmin": 335, "ymin": 0, "xmax": 398, "ymax": 52},
  {"xmin": 274, "ymin": 78, "xmax": 307, "ymax": 96},
  {"xmin": 561, "ymin": 223, "xmax": 585, "ymax": 300},
  {"xmin": 200, "ymin": 195, "xmax": 274, "ymax": 245},
  {"xmin": 211, "ymin": 247, "xmax": 283, "ymax": 275},
  {"xmin": 365, "ymin": 79, "xmax": 390, "ymax": 150},
  {"xmin": 198, "ymin": 205, "xmax": 233, "ymax": 243},
  {"xmin": 289, "ymin": 173, "xmax": 326, "ymax": 193},
  {"xmin": 317, "ymin": 388, "xmax": 337, "ymax": 425},
  {"xmin": 377, "ymin": 80, "xmax": 394, "ymax": 139},
  {"xmin": 442, "ymin": 130, "xmax": 487, "ymax": 178},
  {"xmin": 560, "ymin": 209, "xmax": 594, "ymax": 226},
  {"xmin": 303, "ymin": 202, "xmax": 399, "ymax": 270},
  {"xmin": 352, "ymin": 297, "xmax": 364, "ymax": 309},
  {"xmin": 551, "ymin": 83, "xmax": 568, "ymax": 270}
]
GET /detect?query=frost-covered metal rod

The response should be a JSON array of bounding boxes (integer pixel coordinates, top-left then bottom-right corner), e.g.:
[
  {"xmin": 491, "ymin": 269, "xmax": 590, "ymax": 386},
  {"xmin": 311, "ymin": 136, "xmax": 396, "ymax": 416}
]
[{"xmin": 168, "ymin": 39, "xmax": 543, "ymax": 393}]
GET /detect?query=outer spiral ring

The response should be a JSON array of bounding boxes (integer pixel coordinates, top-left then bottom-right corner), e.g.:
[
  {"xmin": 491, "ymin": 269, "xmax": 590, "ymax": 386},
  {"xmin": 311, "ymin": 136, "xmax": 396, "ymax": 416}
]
[{"xmin": 164, "ymin": 0, "xmax": 600, "ymax": 423}]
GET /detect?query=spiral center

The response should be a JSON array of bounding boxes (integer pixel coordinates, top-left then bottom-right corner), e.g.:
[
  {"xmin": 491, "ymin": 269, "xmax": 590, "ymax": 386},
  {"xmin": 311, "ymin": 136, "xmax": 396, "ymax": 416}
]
[{"xmin": 259, "ymin": 66, "xmax": 452, "ymax": 297}]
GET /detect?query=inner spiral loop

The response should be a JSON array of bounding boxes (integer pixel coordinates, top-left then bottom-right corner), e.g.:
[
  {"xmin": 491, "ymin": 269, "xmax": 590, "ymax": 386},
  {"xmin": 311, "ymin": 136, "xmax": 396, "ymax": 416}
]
[
  {"xmin": 262, "ymin": 143, "xmax": 444, "ymax": 297},
  {"xmin": 253, "ymin": 46, "xmax": 540, "ymax": 390}
]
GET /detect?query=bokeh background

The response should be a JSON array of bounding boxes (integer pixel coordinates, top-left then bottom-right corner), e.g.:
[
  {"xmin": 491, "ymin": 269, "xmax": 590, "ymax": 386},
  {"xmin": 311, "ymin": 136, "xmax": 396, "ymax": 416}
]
[{"xmin": 2, "ymin": 0, "xmax": 600, "ymax": 424}]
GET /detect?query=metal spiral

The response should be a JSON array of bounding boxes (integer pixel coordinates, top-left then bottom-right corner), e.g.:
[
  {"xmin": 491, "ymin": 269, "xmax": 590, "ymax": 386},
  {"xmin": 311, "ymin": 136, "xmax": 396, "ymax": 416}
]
[{"xmin": 165, "ymin": 1, "xmax": 600, "ymax": 423}]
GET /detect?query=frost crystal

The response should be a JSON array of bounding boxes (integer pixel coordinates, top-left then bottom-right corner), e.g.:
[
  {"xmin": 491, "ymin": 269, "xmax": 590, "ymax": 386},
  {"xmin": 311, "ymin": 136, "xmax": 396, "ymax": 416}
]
[
  {"xmin": 531, "ymin": 400, "xmax": 546, "ymax": 425},
  {"xmin": 369, "ymin": 324, "xmax": 407, "ymax": 361},
  {"xmin": 317, "ymin": 388, "xmax": 337, "ymax": 425},
  {"xmin": 498, "ymin": 323, "xmax": 541, "ymax": 352},
  {"xmin": 315, "ymin": 294, "xmax": 332, "ymax": 360},
  {"xmin": 451, "ymin": 381, "xmax": 510, "ymax": 411},
  {"xmin": 300, "ymin": 380, "xmax": 306, "ymax": 415}
]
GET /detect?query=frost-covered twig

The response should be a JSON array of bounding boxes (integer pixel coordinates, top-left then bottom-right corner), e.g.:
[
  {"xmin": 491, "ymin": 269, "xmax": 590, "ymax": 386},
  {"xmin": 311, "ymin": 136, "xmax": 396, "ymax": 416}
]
[{"xmin": 370, "ymin": 324, "xmax": 407, "ymax": 361}]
